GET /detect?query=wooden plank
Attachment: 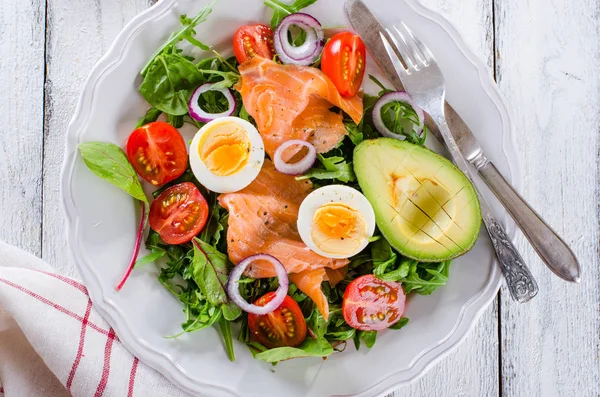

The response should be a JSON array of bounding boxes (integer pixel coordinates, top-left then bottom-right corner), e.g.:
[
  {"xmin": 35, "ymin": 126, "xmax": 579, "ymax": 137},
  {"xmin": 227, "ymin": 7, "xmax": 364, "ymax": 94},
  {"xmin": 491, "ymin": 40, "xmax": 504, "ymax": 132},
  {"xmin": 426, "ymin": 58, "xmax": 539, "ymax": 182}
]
[
  {"xmin": 391, "ymin": 0, "xmax": 499, "ymax": 395},
  {"xmin": 42, "ymin": 0, "xmax": 152, "ymax": 277},
  {"xmin": 494, "ymin": 0, "xmax": 600, "ymax": 394},
  {"xmin": 0, "ymin": 0, "xmax": 46, "ymax": 256}
]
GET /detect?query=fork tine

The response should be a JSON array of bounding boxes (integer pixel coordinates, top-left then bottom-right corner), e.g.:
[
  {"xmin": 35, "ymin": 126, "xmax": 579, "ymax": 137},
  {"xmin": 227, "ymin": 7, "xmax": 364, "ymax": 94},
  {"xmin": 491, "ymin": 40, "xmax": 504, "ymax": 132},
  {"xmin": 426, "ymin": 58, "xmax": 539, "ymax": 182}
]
[
  {"xmin": 385, "ymin": 27, "xmax": 419, "ymax": 71},
  {"xmin": 398, "ymin": 22, "xmax": 435, "ymax": 64},
  {"xmin": 379, "ymin": 31, "xmax": 409, "ymax": 77}
]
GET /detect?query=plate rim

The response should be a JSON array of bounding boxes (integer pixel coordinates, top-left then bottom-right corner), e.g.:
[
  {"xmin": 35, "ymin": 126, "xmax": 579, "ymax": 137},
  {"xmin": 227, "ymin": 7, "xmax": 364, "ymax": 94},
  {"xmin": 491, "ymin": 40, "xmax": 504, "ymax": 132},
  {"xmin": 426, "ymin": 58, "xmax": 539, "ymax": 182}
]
[{"xmin": 60, "ymin": 0, "xmax": 520, "ymax": 395}]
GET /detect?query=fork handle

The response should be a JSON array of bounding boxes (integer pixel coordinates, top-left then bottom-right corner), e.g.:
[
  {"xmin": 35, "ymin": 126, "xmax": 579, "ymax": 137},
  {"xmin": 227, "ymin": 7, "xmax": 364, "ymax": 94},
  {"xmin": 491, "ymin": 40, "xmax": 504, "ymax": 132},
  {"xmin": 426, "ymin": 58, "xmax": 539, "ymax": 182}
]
[{"xmin": 476, "ymin": 160, "xmax": 581, "ymax": 282}]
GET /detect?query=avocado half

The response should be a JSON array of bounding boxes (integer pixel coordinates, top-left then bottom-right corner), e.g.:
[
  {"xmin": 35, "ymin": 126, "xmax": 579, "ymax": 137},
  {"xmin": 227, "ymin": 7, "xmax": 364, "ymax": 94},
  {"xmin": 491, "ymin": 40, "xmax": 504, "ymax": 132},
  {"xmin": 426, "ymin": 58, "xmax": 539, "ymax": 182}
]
[{"xmin": 354, "ymin": 138, "xmax": 481, "ymax": 262}]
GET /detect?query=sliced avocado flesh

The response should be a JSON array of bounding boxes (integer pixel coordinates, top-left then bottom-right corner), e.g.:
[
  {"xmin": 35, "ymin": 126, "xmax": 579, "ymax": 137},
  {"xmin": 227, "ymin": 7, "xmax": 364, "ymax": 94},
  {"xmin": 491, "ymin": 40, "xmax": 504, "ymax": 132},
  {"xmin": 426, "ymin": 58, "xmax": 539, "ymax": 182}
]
[{"xmin": 354, "ymin": 138, "xmax": 482, "ymax": 262}]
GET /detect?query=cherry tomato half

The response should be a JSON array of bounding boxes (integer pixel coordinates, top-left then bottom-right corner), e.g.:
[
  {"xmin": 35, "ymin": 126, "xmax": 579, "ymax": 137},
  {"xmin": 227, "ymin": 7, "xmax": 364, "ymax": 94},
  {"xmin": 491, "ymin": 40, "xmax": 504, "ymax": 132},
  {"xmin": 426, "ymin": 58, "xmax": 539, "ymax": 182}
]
[
  {"xmin": 233, "ymin": 24, "xmax": 275, "ymax": 64},
  {"xmin": 149, "ymin": 182, "xmax": 209, "ymax": 245},
  {"xmin": 342, "ymin": 274, "xmax": 406, "ymax": 331},
  {"xmin": 126, "ymin": 121, "xmax": 188, "ymax": 186},
  {"xmin": 248, "ymin": 292, "xmax": 307, "ymax": 349},
  {"xmin": 321, "ymin": 32, "xmax": 367, "ymax": 97}
]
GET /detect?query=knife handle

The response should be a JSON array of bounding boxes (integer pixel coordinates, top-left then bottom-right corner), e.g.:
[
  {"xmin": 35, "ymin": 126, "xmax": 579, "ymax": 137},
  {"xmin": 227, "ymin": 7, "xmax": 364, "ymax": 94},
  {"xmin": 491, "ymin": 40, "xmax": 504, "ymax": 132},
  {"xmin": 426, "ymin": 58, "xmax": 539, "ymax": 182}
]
[{"xmin": 476, "ymin": 160, "xmax": 581, "ymax": 282}]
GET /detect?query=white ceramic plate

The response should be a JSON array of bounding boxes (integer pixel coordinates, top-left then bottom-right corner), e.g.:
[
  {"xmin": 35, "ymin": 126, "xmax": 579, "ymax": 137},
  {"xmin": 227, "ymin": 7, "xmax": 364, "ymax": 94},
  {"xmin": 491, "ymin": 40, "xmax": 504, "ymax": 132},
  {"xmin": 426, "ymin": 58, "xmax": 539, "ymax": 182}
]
[{"xmin": 61, "ymin": 0, "xmax": 521, "ymax": 396}]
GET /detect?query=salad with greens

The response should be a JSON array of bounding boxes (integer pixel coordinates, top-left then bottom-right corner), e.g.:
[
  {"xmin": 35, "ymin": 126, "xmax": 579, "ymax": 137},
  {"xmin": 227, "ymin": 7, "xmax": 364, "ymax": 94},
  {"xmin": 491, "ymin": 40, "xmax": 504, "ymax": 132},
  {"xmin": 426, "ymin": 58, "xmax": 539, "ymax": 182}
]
[{"xmin": 78, "ymin": 0, "xmax": 481, "ymax": 363}]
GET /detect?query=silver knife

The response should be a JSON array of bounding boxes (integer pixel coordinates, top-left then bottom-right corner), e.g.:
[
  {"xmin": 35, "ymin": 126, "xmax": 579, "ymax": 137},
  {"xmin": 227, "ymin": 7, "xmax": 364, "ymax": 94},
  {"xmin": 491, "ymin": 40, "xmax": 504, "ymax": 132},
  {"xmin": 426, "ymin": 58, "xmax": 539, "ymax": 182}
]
[
  {"xmin": 346, "ymin": 0, "xmax": 580, "ymax": 284},
  {"xmin": 346, "ymin": 0, "xmax": 541, "ymax": 302}
]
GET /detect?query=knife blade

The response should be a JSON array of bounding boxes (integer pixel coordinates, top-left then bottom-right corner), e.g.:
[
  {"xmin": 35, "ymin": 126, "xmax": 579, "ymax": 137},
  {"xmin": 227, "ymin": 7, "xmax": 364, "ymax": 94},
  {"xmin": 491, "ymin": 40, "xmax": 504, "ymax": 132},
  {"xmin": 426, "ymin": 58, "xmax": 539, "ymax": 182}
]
[{"xmin": 345, "ymin": 0, "xmax": 580, "ymax": 284}]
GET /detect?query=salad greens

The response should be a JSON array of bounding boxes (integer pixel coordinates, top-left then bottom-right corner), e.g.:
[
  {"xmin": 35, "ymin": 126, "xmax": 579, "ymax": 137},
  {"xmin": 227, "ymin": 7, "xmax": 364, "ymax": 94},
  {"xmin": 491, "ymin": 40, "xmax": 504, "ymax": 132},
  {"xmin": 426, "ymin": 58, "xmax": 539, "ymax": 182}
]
[{"xmin": 78, "ymin": 0, "xmax": 454, "ymax": 365}]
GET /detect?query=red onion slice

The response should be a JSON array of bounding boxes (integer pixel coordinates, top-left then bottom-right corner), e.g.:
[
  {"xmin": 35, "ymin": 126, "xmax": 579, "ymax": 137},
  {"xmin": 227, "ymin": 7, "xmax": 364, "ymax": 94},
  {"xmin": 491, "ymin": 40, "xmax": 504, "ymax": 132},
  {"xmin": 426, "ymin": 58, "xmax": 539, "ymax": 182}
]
[
  {"xmin": 274, "ymin": 13, "xmax": 324, "ymax": 66},
  {"xmin": 372, "ymin": 91, "xmax": 425, "ymax": 140},
  {"xmin": 226, "ymin": 254, "xmax": 289, "ymax": 315},
  {"xmin": 273, "ymin": 140, "xmax": 317, "ymax": 175},
  {"xmin": 188, "ymin": 83, "xmax": 237, "ymax": 122}
]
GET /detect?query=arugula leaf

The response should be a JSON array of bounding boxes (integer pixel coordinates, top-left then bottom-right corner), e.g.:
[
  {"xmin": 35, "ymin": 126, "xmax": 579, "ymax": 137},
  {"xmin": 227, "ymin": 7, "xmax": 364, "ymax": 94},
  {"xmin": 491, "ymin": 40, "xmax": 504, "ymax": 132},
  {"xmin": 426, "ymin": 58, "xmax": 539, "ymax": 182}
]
[
  {"xmin": 389, "ymin": 317, "xmax": 409, "ymax": 330},
  {"xmin": 136, "ymin": 107, "xmax": 162, "ymax": 128},
  {"xmin": 372, "ymin": 239, "xmax": 411, "ymax": 282},
  {"xmin": 190, "ymin": 238, "xmax": 231, "ymax": 306},
  {"xmin": 254, "ymin": 337, "xmax": 333, "ymax": 363},
  {"xmin": 264, "ymin": 0, "xmax": 318, "ymax": 29},
  {"xmin": 399, "ymin": 260, "xmax": 451, "ymax": 295},
  {"xmin": 199, "ymin": 69, "xmax": 240, "ymax": 90},
  {"xmin": 78, "ymin": 142, "xmax": 148, "ymax": 203},
  {"xmin": 297, "ymin": 154, "xmax": 356, "ymax": 183},
  {"xmin": 140, "ymin": 50, "xmax": 204, "ymax": 116},
  {"xmin": 141, "ymin": 0, "xmax": 217, "ymax": 76},
  {"xmin": 306, "ymin": 306, "xmax": 328, "ymax": 340}
]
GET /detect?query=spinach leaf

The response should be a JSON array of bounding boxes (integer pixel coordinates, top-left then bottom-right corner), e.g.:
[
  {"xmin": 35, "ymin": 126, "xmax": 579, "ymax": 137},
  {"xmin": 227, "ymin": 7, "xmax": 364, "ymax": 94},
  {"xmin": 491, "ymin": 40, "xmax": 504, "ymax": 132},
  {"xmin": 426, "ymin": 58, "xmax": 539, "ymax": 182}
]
[
  {"xmin": 297, "ymin": 154, "xmax": 356, "ymax": 183},
  {"xmin": 140, "ymin": 50, "xmax": 204, "ymax": 116},
  {"xmin": 199, "ymin": 69, "xmax": 240, "ymax": 90},
  {"xmin": 389, "ymin": 317, "xmax": 409, "ymax": 330},
  {"xmin": 264, "ymin": 0, "xmax": 318, "ymax": 29},
  {"xmin": 358, "ymin": 330, "xmax": 377, "ymax": 349},
  {"xmin": 78, "ymin": 142, "xmax": 147, "ymax": 203},
  {"xmin": 134, "ymin": 249, "xmax": 166, "ymax": 269},
  {"xmin": 254, "ymin": 337, "xmax": 334, "ymax": 363},
  {"xmin": 190, "ymin": 238, "xmax": 231, "ymax": 306},
  {"xmin": 141, "ymin": 0, "xmax": 216, "ymax": 76},
  {"xmin": 136, "ymin": 107, "xmax": 162, "ymax": 128}
]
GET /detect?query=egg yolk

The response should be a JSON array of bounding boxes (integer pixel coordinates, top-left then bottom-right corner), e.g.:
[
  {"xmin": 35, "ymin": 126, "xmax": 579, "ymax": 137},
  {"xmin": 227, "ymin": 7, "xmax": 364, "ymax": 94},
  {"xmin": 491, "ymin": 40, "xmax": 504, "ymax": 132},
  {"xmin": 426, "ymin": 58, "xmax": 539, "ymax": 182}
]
[
  {"xmin": 199, "ymin": 122, "xmax": 250, "ymax": 176},
  {"xmin": 311, "ymin": 203, "xmax": 366, "ymax": 256}
]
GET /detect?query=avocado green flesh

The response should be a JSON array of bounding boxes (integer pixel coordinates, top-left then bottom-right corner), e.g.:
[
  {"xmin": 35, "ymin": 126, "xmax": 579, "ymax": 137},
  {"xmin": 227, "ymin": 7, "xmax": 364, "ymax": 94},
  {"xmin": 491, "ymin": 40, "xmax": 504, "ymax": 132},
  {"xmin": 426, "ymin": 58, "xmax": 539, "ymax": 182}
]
[{"xmin": 354, "ymin": 138, "xmax": 482, "ymax": 262}]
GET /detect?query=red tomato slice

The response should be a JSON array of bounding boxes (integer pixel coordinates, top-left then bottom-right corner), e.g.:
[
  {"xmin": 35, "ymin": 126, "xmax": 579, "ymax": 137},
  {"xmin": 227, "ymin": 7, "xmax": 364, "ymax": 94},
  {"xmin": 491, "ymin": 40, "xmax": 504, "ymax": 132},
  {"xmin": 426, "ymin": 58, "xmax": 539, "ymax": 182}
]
[
  {"xmin": 321, "ymin": 32, "xmax": 367, "ymax": 97},
  {"xmin": 149, "ymin": 182, "xmax": 209, "ymax": 245},
  {"xmin": 342, "ymin": 274, "xmax": 406, "ymax": 331},
  {"xmin": 233, "ymin": 24, "xmax": 275, "ymax": 64},
  {"xmin": 126, "ymin": 121, "xmax": 187, "ymax": 186},
  {"xmin": 248, "ymin": 292, "xmax": 307, "ymax": 349}
]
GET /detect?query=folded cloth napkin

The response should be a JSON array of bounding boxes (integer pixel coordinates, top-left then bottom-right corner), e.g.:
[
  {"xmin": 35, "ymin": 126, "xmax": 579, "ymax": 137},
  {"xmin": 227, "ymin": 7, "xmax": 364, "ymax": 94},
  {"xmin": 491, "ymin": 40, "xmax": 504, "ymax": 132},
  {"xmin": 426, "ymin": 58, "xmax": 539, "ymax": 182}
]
[{"xmin": 0, "ymin": 241, "xmax": 193, "ymax": 397}]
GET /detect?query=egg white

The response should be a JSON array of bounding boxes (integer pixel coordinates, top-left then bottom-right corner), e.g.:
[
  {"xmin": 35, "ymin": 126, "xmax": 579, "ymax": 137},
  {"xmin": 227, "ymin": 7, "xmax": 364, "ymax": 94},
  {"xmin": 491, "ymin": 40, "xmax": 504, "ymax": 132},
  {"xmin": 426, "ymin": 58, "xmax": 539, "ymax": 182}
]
[
  {"xmin": 189, "ymin": 117, "xmax": 265, "ymax": 193},
  {"xmin": 297, "ymin": 185, "xmax": 376, "ymax": 259}
]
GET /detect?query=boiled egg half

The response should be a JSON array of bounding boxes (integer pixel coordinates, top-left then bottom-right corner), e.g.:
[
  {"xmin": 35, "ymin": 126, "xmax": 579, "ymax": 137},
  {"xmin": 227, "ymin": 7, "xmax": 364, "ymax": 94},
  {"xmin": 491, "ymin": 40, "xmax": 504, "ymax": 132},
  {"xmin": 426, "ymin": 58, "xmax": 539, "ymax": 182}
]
[
  {"xmin": 298, "ymin": 185, "xmax": 376, "ymax": 259},
  {"xmin": 189, "ymin": 117, "xmax": 265, "ymax": 193}
]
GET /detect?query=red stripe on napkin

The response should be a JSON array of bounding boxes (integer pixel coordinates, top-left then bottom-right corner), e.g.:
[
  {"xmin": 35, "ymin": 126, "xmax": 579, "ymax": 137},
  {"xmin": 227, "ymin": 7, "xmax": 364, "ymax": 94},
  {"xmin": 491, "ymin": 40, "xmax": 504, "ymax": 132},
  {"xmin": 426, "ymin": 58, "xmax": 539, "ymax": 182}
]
[
  {"xmin": 66, "ymin": 298, "xmax": 93, "ymax": 390},
  {"xmin": 94, "ymin": 328, "xmax": 116, "ymax": 397},
  {"xmin": 0, "ymin": 278, "xmax": 111, "ymax": 336},
  {"xmin": 33, "ymin": 270, "xmax": 88, "ymax": 295},
  {"xmin": 128, "ymin": 357, "xmax": 139, "ymax": 397}
]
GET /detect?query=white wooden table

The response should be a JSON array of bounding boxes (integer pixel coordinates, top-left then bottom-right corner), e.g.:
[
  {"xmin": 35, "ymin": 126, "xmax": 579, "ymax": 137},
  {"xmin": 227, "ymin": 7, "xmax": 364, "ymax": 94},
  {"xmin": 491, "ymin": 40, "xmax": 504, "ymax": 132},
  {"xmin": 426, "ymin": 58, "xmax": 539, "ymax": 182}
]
[{"xmin": 2, "ymin": 0, "xmax": 598, "ymax": 395}]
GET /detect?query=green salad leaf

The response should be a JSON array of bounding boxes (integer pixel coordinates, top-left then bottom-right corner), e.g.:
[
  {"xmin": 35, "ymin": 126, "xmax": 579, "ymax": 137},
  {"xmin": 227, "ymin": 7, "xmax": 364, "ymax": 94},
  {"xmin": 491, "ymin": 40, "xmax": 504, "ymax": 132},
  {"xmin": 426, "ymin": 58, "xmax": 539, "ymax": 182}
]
[
  {"xmin": 389, "ymin": 317, "xmax": 409, "ymax": 330},
  {"xmin": 264, "ymin": 0, "xmax": 318, "ymax": 29},
  {"xmin": 372, "ymin": 239, "xmax": 411, "ymax": 282},
  {"xmin": 135, "ymin": 107, "xmax": 162, "ymax": 128},
  {"xmin": 141, "ymin": 0, "xmax": 217, "ymax": 76},
  {"xmin": 400, "ymin": 260, "xmax": 451, "ymax": 295},
  {"xmin": 191, "ymin": 238, "xmax": 232, "ymax": 307},
  {"xmin": 254, "ymin": 337, "xmax": 334, "ymax": 363},
  {"xmin": 78, "ymin": 142, "xmax": 148, "ymax": 203},
  {"xmin": 297, "ymin": 154, "xmax": 356, "ymax": 183},
  {"xmin": 140, "ymin": 50, "xmax": 204, "ymax": 116}
]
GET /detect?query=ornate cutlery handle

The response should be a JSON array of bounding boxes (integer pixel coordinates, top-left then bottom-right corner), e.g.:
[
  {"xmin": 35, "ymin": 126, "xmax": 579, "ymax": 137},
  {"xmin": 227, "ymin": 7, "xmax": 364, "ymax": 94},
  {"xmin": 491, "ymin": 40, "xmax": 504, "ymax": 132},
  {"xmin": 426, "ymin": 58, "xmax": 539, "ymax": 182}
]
[
  {"xmin": 481, "ymin": 212, "xmax": 538, "ymax": 302},
  {"xmin": 477, "ymin": 161, "xmax": 581, "ymax": 283}
]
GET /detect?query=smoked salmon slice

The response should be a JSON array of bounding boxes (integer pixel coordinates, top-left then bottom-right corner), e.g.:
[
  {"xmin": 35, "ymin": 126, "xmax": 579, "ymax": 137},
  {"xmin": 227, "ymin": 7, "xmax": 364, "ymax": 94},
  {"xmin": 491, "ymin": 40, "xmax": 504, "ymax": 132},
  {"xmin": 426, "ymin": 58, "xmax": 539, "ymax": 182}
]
[
  {"xmin": 218, "ymin": 160, "xmax": 348, "ymax": 279},
  {"xmin": 237, "ymin": 57, "xmax": 364, "ymax": 157},
  {"xmin": 290, "ymin": 269, "xmax": 329, "ymax": 321}
]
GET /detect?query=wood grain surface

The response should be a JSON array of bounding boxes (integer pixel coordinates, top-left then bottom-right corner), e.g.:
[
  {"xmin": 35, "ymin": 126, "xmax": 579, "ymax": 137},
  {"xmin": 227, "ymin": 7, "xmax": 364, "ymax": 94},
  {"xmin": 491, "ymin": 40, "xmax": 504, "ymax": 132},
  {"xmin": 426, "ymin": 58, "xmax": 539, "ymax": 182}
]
[{"xmin": 0, "ymin": 0, "xmax": 597, "ymax": 395}]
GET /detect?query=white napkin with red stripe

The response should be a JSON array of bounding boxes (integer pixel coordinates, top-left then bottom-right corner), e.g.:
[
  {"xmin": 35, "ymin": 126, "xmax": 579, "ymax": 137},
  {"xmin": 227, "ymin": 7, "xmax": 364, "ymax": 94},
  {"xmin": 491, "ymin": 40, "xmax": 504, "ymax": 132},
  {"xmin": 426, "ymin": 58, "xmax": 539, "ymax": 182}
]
[{"xmin": 0, "ymin": 241, "xmax": 193, "ymax": 397}]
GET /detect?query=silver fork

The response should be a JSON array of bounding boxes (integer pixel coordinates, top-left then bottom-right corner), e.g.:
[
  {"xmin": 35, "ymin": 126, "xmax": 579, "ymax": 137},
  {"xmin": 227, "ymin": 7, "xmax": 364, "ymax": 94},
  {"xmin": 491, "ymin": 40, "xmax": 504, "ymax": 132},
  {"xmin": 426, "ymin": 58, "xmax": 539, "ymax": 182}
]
[{"xmin": 381, "ymin": 23, "xmax": 539, "ymax": 302}]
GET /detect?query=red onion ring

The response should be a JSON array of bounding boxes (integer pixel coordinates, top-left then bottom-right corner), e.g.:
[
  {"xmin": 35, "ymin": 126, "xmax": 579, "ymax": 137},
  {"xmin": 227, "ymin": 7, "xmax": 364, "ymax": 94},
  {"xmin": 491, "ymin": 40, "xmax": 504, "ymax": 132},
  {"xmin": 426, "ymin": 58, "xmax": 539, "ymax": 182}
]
[
  {"xmin": 273, "ymin": 140, "xmax": 317, "ymax": 175},
  {"xmin": 188, "ymin": 83, "xmax": 237, "ymax": 122},
  {"xmin": 372, "ymin": 91, "xmax": 425, "ymax": 140},
  {"xmin": 226, "ymin": 254, "xmax": 289, "ymax": 315},
  {"xmin": 274, "ymin": 13, "xmax": 324, "ymax": 66}
]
